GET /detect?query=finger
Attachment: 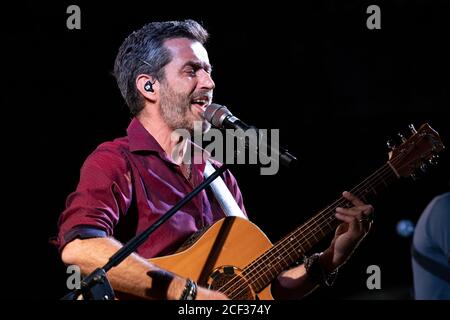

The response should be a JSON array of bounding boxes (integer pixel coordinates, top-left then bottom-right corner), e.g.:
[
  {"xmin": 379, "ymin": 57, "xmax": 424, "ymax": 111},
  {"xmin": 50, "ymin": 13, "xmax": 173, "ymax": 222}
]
[
  {"xmin": 337, "ymin": 210, "xmax": 366, "ymax": 229},
  {"xmin": 336, "ymin": 213, "xmax": 365, "ymax": 238},
  {"xmin": 342, "ymin": 191, "xmax": 365, "ymax": 207},
  {"xmin": 335, "ymin": 205, "xmax": 369, "ymax": 217},
  {"xmin": 351, "ymin": 205, "xmax": 375, "ymax": 223},
  {"xmin": 363, "ymin": 205, "xmax": 375, "ymax": 218},
  {"xmin": 336, "ymin": 206, "xmax": 357, "ymax": 216},
  {"xmin": 335, "ymin": 212, "xmax": 355, "ymax": 224},
  {"xmin": 215, "ymin": 292, "xmax": 230, "ymax": 300},
  {"xmin": 348, "ymin": 215, "xmax": 362, "ymax": 234},
  {"xmin": 336, "ymin": 205, "xmax": 374, "ymax": 217}
]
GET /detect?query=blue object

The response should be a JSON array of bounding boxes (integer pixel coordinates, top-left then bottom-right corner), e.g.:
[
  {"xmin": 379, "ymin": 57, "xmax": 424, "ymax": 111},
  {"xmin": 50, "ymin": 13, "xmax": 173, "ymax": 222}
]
[
  {"xmin": 412, "ymin": 192, "xmax": 450, "ymax": 300},
  {"xmin": 396, "ymin": 219, "xmax": 415, "ymax": 238}
]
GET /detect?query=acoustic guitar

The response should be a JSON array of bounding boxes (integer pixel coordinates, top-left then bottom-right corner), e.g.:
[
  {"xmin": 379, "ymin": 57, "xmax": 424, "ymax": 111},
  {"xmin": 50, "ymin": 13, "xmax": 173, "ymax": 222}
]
[{"xmin": 148, "ymin": 123, "xmax": 444, "ymax": 300}]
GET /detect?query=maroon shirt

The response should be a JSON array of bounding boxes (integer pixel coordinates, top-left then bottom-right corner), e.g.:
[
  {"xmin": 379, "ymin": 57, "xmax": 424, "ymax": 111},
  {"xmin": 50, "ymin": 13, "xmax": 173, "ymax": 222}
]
[{"xmin": 55, "ymin": 118, "xmax": 246, "ymax": 258}]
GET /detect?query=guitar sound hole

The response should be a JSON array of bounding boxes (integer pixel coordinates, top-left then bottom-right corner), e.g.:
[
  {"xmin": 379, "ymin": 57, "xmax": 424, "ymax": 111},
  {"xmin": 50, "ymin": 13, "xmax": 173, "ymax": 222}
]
[{"xmin": 207, "ymin": 266, "xmax": 256, "ymax": 300}]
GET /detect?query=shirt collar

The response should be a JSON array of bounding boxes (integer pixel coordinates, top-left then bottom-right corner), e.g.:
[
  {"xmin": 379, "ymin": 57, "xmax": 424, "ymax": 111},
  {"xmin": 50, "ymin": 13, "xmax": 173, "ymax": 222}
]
[
  {"xmin": 127, "ymin": 117, "xmax": 166, "ymax": 155},
  {"xmin": 127, "ymin": 117, "xmax": 211, "ymax": 169}
]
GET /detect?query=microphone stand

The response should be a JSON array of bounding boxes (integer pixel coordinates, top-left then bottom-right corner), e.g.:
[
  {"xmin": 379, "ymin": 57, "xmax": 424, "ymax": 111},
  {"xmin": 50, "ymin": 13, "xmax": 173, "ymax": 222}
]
[{"xmin": 61, "ymin": 163, "xmax": 229, "ymax": 300}]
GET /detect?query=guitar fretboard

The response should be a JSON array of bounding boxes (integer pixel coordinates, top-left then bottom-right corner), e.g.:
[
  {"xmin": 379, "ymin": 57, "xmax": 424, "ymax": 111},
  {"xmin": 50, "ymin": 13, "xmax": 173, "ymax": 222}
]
[{"xmin": 222, "ymin": 162, "xmax": 398, "ymax": 299}]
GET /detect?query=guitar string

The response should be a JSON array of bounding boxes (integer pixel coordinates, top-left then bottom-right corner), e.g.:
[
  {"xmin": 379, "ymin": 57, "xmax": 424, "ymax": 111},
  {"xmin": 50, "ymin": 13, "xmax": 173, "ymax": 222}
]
[
  {"xmin": 228, "ymin": 159, "xmax": 401, "ymax": 298},
  {"xmin": 243, "ymin": 137, "xmax": 427, "ymax": 285},
  {"xmin": 229, "ymin": 149, "xmax": 417, "ymax": 298},
  {"xmin": 243, "ymin": 162, "xmax": 390, "ymax": 282},
  {"xmin": 223, "ymin": 134, "xmax": 436, "ymax": 298},
  {"xmin": 219, "ymin": 153, "xmax": 406, "ymax": 299},
  {"xmin": 224, "ymin": 160, "xmax": 397, "ymax": 298}
]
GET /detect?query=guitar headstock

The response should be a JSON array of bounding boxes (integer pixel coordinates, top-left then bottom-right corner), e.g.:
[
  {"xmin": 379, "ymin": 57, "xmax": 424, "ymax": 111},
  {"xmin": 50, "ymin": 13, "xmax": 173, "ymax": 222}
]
[{"xmin": 388, "ymin": 123, "xmax": 445, "ymax": 179}]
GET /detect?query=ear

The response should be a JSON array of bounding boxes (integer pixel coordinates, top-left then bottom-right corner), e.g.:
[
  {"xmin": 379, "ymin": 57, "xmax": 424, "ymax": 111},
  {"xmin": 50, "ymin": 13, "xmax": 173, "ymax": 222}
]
[{"xmin": 136, "ymin": 74, "xmax": 159, "ymax": 103}]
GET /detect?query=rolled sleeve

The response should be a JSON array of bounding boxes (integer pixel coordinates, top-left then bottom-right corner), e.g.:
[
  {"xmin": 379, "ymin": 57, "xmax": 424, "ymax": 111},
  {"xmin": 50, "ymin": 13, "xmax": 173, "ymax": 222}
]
[
  {"xmin": 55, "ymin": 146, "xmax": 133, "ymax": 251},
  {"xmin": 63, "ymin": 225, "xmax": 108, "ymax": 243}
]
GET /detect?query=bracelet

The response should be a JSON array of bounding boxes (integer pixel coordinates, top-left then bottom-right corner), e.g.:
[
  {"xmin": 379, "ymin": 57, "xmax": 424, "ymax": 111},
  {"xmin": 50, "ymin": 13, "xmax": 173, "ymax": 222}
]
[
  {"xmin": 179, "ymin": 278, "xmax": 197, "ymax": 300},
  {"xmin": 304, "ymin": 252, "xmax": 338, "ymax": 287}
]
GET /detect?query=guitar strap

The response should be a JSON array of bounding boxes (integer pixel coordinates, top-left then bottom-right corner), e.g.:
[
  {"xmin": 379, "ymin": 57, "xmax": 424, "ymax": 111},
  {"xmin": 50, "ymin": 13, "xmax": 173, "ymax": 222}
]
[{"xmin": 204, "ymin": 161, "xmax": 248, "ymax": 220}]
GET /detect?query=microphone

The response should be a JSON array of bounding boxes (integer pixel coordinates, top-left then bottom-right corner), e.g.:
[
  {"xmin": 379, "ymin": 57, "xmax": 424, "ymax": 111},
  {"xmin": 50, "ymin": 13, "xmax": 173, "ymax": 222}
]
[
  {"xmin": 203, "ymin": 103, "xmax": 251, "ymax": 132},
  {"xmin": 203, "ymin": 103, "xmax": 297, "ymax": 168}
]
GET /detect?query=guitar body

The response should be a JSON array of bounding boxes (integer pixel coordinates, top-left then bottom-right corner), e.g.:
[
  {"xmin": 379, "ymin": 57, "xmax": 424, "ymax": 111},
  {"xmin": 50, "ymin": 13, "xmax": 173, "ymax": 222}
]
[{"xmin": 149, "ymin": 217, "xmax": 274, "ymax": 300}]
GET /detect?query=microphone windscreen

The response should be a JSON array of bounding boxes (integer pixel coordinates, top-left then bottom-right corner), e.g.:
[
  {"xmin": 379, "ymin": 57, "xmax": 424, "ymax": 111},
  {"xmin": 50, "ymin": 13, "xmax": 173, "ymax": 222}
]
[{"xmin": 203, "ymin": 103, "xmax": 231, "ymax": 127}]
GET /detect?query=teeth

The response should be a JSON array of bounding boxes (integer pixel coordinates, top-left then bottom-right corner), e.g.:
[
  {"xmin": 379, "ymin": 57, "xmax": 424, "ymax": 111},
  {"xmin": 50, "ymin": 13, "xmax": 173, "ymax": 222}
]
[{"xmin": 192, "ymin": 100, "xmax": 207, "ymax": 104}]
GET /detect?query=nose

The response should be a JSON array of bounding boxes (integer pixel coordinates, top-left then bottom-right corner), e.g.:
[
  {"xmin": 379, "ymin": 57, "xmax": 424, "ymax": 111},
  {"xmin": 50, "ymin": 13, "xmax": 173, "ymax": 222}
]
[{"xmin": 198, "ymin": 69, "xmax": 215, "ymax": 91}]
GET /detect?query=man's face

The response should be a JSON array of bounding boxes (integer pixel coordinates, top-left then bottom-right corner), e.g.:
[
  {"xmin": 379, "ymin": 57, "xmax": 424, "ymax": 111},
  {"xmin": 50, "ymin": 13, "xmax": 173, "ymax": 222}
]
[{"xmin": 159, "ymin": 38, "xmax": 215, "ymax": 133}]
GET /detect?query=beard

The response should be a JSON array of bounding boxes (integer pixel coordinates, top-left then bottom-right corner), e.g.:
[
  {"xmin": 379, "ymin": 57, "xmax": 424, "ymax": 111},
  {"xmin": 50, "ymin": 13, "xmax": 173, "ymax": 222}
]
[{"xmin": 159, "ymin": 81, "xmax": 211, "ymax": 135}]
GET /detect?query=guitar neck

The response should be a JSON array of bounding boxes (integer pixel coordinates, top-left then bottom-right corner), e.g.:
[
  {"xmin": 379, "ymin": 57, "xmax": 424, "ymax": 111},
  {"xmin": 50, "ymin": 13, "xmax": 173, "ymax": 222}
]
[{"xmin": 240, "ymin": 162, "xmax": 398, "ymax": 294}]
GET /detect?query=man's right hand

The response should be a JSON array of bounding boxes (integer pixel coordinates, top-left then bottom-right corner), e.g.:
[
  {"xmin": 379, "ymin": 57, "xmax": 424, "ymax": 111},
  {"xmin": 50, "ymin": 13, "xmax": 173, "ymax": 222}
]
[{"xmin": 196, "ymin": 286, "xmax": 229, "ymax": 300}]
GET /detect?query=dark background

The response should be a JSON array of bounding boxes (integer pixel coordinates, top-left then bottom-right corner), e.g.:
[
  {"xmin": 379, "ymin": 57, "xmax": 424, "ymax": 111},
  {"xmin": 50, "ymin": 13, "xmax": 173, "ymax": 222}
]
[{"xmin": 2, "ymin": 0, "xmax": 449, "ymax": 300}]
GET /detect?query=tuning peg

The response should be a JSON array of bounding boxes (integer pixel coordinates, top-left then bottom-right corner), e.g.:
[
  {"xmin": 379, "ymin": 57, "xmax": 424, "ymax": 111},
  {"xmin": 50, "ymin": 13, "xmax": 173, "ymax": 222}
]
[
  {"xmin": 429, "ymin": 154, "xmax": 439, "ymax": 166},
  {"xmin": 398, "ymin": 132, "xmax": 407, "ymax": 143},
  {"xmin": 387, "ymin": 139, "xmax": 396, "ymax": 150},
  {"xmin": 420, "ymin": 163, "xmax": 429, "ymax": 172},
  {"xmin": 408, "ymin": 124, "xmax": 417, "ymax": 134}
]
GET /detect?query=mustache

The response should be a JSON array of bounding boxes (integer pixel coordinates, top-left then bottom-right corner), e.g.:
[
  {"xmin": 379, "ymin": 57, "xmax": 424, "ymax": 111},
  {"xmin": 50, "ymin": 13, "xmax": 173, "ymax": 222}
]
[{"xmin": 190, "ymin": 90, "xmax": 213, "ymax": 100}]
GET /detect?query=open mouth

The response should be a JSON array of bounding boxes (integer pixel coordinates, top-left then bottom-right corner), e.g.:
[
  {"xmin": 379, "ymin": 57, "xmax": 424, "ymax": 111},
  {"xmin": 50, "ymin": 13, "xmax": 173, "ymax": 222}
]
[{"xmin": 190, "ymin": 97, "xmax": 210, "ymax": 112}]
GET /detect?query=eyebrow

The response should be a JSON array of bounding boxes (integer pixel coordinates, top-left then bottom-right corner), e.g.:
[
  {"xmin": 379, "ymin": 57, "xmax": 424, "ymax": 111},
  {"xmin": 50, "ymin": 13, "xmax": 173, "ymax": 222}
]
[{"xmin": 182, "ymin": 60, "xmax": 213, "ymax": 73}]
